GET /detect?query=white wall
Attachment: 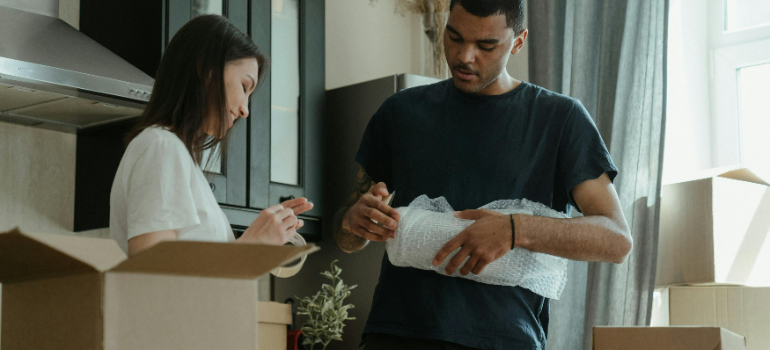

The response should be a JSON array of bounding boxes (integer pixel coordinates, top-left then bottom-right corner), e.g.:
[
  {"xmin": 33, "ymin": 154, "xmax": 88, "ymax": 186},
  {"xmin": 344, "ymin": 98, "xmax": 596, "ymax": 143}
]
[
  {"xmin": 0, "ymin": 0, "xmax": 58, "ymax": 17},
  {"xmin": 0, "ymin": 122, "xmax": 111, "ymax": 237},
  {"xmin": 661, "ymin": 0, "xmax": 713, "ymax": 183},
  {"xmin": 326, "ymin": 0, "xmax": 529, "ymax": 89},
  {"xmin": 0, "ymin": 121, "xmax": 110, "ymax": 348},
  {"xmin": 326, "ymin": 0, "xmax": 423, "ymax": 90}
]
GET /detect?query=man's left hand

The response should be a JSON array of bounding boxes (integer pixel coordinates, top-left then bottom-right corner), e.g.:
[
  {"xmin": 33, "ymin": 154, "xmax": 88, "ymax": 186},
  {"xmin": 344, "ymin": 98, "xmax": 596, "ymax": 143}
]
[{"xmin": 432, "ymin": 209, "xmax": 513, "ymax": 276}]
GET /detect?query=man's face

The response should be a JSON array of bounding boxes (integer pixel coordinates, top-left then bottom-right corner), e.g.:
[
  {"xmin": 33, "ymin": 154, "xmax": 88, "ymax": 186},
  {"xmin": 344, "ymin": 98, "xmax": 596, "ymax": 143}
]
[{"xmin": 444, "ymin": 4, "xmax": 516, "ymax": 94}]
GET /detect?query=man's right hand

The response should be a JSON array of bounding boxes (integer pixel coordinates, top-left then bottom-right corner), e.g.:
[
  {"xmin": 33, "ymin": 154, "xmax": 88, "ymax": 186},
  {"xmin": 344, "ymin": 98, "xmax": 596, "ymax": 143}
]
[{"xmin": 343, "ymin": 182, "xmax": 400, "ymax": 242}]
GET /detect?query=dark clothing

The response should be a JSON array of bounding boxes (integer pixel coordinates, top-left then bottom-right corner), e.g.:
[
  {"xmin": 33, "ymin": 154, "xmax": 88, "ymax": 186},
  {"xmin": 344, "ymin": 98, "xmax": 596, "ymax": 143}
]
[
  {"xmin": 355, "ymin": 80, "xmax": 617, "ymax": 350},
  {"xmin": 362, "ymin": 333, "xmax": 483, "ymax": 350}
]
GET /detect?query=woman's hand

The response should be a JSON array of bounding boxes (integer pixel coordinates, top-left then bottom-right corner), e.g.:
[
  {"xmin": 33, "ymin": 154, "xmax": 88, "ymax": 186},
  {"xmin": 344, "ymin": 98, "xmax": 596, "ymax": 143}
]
[{"xmin": 238, "ymin": 197, "xmax": 313, "ymax": 245}]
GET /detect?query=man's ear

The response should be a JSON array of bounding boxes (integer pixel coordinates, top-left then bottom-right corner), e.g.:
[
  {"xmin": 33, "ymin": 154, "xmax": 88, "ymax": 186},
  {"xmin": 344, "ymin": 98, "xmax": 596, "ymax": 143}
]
[{"xmin": 510, "ymin": 29, "xmax": 528, "ymax": 55}]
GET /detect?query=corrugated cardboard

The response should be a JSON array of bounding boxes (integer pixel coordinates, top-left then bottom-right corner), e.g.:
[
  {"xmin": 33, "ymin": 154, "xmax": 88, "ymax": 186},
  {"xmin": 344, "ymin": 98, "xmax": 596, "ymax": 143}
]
[
  {"xmin": 656, "ymin": 168, "xmax": 770, "ymax": 287},
  {"xmin": 0, "ymin": 228, "xmax": 318, "ymax": 350},
  {"xmin": 593, "ymin": 327, "xmax": 746, "ymax": 350},
  {"xmin": 258, "ymin": 302, "xmax": 292, "ymax": 350},
  {"xmin": 651, "ymin": 286, "xmax": 770, "ymax": 350}
]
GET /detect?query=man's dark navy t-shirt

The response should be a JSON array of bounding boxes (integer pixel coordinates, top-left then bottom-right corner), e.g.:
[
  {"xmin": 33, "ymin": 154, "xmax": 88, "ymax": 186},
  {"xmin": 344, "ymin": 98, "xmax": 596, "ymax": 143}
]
[{"xmin": 355, "ymin": 80, "xmax": 618, "ymax": 350}]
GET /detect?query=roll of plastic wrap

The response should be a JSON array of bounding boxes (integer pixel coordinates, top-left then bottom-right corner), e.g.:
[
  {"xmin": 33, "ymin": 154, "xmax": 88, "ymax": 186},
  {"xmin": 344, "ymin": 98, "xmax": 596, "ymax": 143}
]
[
  {"xmin": 386, "ymin": 195, "xmax": 569, "ymax": 299},
  {"xmin": 271, "ymin": 232, "xmax": 307, "ymax": 278}
]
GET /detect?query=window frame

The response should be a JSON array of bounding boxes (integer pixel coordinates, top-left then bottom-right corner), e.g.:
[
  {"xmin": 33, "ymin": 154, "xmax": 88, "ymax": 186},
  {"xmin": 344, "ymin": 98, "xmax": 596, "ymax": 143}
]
[{"xmin": 708, "ymin": 0, "xmax": 770, "ymax": 170}]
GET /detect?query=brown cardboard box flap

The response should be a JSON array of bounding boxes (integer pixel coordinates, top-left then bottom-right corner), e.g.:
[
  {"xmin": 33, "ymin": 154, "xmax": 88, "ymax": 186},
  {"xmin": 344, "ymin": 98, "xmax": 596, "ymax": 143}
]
[
  {"xmin": 665, "ymin": 165, "xmax": 769, "ymax": 186},
  {"xmin": 717, "ymin": 168, "xmax": 769, "ymax": 186},
  {"xmin": 593, "ymin": 327, "xmax": 746, "ymax": 350},
  {"xmin": 258, "ymin": 302, "xmax": 293, "ymax": 325},
  {"xmin": 686, "ymin": 165, "xmax": 769, "ymax": 186},
  {"xmin": 111, "ymin": 240, "xmax": 319, "ymax": 279},
  {"xmin": 0, "ymin": 228, "xmax": 124, "ymax": 283}
]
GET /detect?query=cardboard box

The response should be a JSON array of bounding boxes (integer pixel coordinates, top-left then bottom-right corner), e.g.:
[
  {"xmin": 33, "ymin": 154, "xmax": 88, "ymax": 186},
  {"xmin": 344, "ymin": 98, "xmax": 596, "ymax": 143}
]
[
  {"xmin": 593, "ymin": 327, "xmax": 746, "ymax": 350},
  {"xmin": 258, "ymin": 302, "xmax": 292, "ymax": 350},
  {"xmin": 656, "ymin": 168, "xmax": 770, "ymax": 287},
  {"xmin": 0, "ymin": 228, "xmax": 317, "ymax": 350},
  {"xmin": 651, "ymin": 286, "xmax": 770, "ymax": 350}
]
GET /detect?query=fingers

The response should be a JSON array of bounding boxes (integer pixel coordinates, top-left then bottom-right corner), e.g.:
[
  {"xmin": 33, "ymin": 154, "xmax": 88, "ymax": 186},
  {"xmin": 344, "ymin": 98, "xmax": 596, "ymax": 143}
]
[
  {"xmin": 264, "ymin": 203, "xmax": 284, "ymax": 214},
  {"xmin": 281, "ymin": 197, "xmax": 315, "ymax": 216},
  {"xmin": 352, "ymin": 223, "xmax": 390, "ymax": 241},
  {"xmin": 280, "ymin": 211, "xmax": 299, "ymax": 231},
  {"xmin": 459, "ymin": 254, "xmax": 481, "ymax": 276},
  {"xmin": 444, "ymin": 246, "xmax": 472, "ymax": 275},
  {"xmin": 274, "ymin": 207, "xmax": 294, "ymax": 222},
  {"xmin": 433, "ymin": 234, "xmax": 464, "ymax": 267},
  {"xmin": 361, "ymin": 204, "xmax": 398, "ymax": 231},
  {"xmin": 353, "ymin": 215, "xmax": 393, "ymax": 240},
  {"xmin": 280, "ymin": 197, "xmax": 308, "ymax": 209},
  {"xmin": 296, "ymin": 219, "xmax": 305, "ymax": 230},
  {"xmin": 455, "ymin": 209, "xmax": 491, "ymax": 221},
  {"xmin": 290, "ymin": 202, "xmax": 314, "ymax": 216},
  {"xmin": 370, "ymin": 182, "xmax": 390, "ymax": 197},
  {"xmin": 362, "ymin": 195, "xmax": 401, "ymax": 224},
  {"xmin": 471, "ymin": 257, "xmax": 492, "ymax": 275},
  {"xmin": 282, "ymin": 227, "xmax": 297, "ymax": 243}
]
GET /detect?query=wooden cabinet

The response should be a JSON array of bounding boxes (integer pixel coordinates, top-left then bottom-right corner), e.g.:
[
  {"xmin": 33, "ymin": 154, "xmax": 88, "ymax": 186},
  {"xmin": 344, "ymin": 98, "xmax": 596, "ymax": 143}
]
[{"xmin": 76, "ymin": 0, "xmax": 324, "ymax": 240}]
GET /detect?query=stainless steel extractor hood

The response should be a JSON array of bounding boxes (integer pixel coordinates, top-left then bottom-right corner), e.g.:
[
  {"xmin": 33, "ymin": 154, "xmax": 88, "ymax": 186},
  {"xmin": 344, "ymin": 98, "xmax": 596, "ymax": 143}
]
[{"xmin": 0, "ymin": 5, "xmax": 154, "ymax": 133}]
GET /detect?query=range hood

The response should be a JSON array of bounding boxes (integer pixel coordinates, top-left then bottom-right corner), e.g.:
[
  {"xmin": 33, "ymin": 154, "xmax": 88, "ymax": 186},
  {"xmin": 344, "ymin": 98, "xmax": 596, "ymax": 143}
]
[{"xmin": 0, "ymin": 5, "xmax": 154, "ymax": 133}]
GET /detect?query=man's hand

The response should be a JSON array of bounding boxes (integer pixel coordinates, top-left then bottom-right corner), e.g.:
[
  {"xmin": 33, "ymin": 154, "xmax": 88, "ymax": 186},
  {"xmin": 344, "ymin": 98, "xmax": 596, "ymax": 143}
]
[
  {"xmin": 344, "ymin": 182, "xmax": 400, "ymax": 242},
  {"xmin": 432, "ymin": 209, "xmax": 513, "ymax": 276}
]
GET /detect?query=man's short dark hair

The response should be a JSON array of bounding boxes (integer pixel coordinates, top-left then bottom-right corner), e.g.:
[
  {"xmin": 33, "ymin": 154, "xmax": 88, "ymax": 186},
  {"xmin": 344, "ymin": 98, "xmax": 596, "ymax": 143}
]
[{"xmin": 449, "ymin": 0, "xmax": 526, "ymax": 34}]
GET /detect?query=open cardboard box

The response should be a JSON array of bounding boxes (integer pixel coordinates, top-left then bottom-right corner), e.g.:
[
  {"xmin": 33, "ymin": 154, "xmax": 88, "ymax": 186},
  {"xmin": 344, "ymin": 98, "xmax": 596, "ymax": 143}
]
[
  {"xmin": 651, "ymin": 286, "xmax": 770, "ymax": 350},
  {"xmin": 0, "ymin": 228, "xmax": 318, "ymax": 350},
  {"xmin": 593, "ymin": 326, "xmax": 746, "ymax": 350},
  {"xmin": 656, "ymin": 167, "xmax": 770, "ymax": 287}
]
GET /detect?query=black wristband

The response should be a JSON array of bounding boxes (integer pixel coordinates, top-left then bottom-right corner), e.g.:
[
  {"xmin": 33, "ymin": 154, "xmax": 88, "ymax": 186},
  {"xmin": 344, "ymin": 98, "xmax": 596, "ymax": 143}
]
[{"xmin": 509, "ymin": 214, "xmax": 516, "ymax": 250}]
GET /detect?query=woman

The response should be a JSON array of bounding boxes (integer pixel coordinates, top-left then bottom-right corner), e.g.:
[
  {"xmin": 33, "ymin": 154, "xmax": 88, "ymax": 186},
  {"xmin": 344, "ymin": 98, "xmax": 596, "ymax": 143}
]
[{"xmin": 110, "ymin": 15, "xmax": 311, "ymax": 256}]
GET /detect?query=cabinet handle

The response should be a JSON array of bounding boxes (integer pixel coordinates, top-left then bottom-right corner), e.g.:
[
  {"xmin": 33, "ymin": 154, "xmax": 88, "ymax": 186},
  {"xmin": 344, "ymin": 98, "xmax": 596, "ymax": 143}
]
[
  {"xmin": 280, "ymin": 195, "xmax": 295, "ymax": 203},
  {"xmin": 209, "ymin": 183, "xmax": 216, "ymax": 192}
]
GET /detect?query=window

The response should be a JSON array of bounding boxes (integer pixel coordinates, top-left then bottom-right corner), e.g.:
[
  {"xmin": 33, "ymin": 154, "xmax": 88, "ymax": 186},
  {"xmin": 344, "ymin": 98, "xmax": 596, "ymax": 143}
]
[
  {"xmin": 662, "ymin": 0, "xmax": 770, "ymax": 183},
  {"xmin": 270, "ymin": 0, "xmax": 301, "ymax": 186},
  {"xmin": 738, "ymin": 63, "xmax": 770, "ymax": 180},
  {"xmin": 725, "ymin": 0, "xmax": 770, "ymax": 32}
]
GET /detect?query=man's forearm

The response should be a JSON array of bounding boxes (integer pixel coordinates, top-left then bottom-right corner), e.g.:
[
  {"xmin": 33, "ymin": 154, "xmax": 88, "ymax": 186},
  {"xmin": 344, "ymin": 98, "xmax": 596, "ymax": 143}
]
[
  {"xmin": 514, "ymin": 214, "xmax": 632, "ymax": 264},
  {"xmin": 333, "ymin": 206, "xmax": 368, "ymax": 253}
]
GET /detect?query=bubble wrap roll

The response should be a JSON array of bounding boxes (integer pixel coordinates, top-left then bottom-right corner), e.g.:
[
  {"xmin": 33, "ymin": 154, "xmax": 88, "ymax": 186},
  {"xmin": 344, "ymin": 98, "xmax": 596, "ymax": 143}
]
[{"xmin": 386, "ymin": 195, "xmax": 570, "ymax": 299}]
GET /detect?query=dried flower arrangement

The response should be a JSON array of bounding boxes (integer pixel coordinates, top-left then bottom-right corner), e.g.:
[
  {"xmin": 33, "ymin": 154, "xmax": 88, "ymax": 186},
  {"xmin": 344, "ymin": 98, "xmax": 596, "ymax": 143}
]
[{"xmin": 371, "ymin": 0, "xmax": 451, "ymax": 78}]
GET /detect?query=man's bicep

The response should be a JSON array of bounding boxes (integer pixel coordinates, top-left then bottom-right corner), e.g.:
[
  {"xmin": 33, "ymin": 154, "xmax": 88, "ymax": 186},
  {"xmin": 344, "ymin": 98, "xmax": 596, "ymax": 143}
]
[{"xmin": 570, "ymin": 173, "xmax": 624, "ymax": 220}]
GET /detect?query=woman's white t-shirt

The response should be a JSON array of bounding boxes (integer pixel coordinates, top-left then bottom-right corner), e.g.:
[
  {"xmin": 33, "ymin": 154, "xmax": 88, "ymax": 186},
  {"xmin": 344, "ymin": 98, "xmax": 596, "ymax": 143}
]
[{"xmin": 110, "ymin": 126, "xmax": 235, "ymax": 253}]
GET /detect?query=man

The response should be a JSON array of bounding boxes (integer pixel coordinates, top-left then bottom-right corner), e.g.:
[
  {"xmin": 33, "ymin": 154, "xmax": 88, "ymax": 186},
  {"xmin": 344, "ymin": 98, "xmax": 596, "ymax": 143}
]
[{"xmin": 333, "ymin": 1, "xmax": 633, "ymax": 349}]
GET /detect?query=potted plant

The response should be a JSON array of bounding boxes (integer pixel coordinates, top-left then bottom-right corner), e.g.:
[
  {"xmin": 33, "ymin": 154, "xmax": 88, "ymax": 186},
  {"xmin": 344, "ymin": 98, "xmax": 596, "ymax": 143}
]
[{"xmin": 296, "ymin": 260, "xmax": 357, "ymax": 350}]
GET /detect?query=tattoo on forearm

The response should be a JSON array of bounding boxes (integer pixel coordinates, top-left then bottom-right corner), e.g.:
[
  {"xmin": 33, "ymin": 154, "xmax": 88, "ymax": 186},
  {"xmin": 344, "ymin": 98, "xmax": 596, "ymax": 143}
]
[
  {"xmin": 353, "ymin": 169, "xmax": 373, "ymax": 202},
  {"xmin": 334, "ymin": 168, "xmax": 373, "ymax": 252}
]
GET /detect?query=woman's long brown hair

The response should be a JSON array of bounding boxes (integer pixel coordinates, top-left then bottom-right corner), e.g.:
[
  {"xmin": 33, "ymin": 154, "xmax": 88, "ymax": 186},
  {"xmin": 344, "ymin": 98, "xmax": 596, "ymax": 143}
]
[{"xmin": 126, "ymin": 14, "xmax": 269, "ymax": 167}]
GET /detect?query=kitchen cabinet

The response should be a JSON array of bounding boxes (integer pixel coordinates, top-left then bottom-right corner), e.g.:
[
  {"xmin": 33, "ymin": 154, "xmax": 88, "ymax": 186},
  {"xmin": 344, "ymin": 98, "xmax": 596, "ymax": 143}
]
[
  {"xmin": 246, "ymin": 0, "xmax": 324, "ymax": 222},
  {"xmin": 76, "ymin": 0, "xmax": 324, "ymax": 240}
]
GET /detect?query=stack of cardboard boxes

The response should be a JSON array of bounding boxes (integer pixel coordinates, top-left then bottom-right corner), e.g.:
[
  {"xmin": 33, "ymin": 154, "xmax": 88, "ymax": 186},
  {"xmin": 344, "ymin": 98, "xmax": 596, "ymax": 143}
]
[{"xmin": 650, "ymin": 168, "xmax": 770, "ymax": 350}]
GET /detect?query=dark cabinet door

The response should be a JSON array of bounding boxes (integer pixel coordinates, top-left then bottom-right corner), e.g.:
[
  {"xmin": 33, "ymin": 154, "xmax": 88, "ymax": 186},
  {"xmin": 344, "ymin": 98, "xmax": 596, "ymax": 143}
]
[
  {"xmin": 166, "ymin": 0, "xmax": 249, "ymax": 207},
  {"xmin": 249, "ymin": 0, "xmax": 324, "ymax": 221}
]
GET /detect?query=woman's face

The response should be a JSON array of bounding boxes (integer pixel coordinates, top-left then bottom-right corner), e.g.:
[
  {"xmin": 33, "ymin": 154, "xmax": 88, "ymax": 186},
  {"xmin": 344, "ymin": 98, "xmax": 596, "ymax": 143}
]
[{"xmin": 207, "ymin": 57, "xmax": 260, "ymax": 137}]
